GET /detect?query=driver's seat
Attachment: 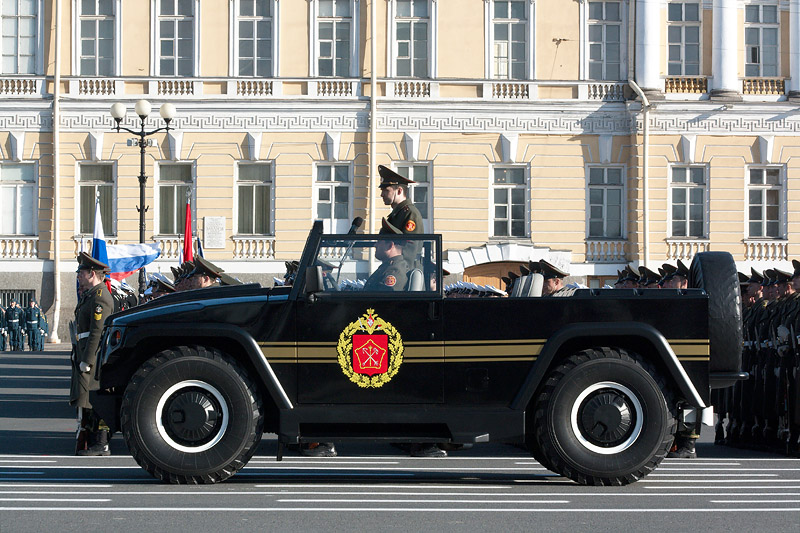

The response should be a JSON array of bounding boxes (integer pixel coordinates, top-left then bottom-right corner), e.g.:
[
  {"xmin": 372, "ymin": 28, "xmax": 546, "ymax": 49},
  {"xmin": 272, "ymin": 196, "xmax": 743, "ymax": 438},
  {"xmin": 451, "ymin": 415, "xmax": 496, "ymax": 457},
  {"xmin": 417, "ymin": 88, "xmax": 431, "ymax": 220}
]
[{"xmin": 407, "ymin": 268, "xmax": 424, "ymax": 291}]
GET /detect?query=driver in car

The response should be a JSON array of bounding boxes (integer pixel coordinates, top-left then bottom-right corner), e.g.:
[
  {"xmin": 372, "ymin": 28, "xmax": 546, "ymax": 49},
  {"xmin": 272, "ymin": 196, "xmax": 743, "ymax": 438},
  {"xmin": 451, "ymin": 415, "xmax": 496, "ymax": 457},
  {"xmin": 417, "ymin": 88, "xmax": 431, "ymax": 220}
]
[{"xmin": 362, "ymin": 219, "xmax": 409, "ymax": 292}]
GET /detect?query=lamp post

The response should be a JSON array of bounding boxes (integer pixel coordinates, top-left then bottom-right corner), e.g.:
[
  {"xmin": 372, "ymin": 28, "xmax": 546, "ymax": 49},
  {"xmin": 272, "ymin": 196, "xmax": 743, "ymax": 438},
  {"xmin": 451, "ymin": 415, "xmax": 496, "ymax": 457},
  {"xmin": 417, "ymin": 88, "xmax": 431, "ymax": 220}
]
[{"xmin": 109, "ymin": 99, "xmax": 176, "ymax": 301}]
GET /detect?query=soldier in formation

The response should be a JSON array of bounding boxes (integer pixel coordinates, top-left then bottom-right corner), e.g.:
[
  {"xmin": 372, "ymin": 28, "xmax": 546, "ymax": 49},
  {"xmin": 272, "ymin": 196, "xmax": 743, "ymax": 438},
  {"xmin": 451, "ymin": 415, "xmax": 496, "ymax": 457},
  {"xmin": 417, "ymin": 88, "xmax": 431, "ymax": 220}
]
[
  {"xmin": 5, "ymin": 300, "xmax": 24, "ymax": 351},
  {"xmin": 24, "ymin": 299, "xmax": 47, "ymax": 351},
  {"xmin": 0, "ymin": 305, "xmax": 6, "ymax": 351}
]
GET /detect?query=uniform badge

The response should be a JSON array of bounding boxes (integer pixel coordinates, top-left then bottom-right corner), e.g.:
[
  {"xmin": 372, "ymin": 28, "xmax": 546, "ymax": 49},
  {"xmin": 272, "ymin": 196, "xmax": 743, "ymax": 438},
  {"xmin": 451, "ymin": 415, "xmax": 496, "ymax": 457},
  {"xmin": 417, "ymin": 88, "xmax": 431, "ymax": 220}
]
[
  {"xmin": 94, "ymin": 305, "xmax": 103, "ymax": 321},
  {"xmin": 405, "ymin": 220, "xmax": 416, "ymax": 232},
  {"xmin": 384, "ymin": 275, "xmax": 397, "ymax": 287},
  {"xmin": 337, "ymin": 308, "xmax": 404, "ymax": 388}
]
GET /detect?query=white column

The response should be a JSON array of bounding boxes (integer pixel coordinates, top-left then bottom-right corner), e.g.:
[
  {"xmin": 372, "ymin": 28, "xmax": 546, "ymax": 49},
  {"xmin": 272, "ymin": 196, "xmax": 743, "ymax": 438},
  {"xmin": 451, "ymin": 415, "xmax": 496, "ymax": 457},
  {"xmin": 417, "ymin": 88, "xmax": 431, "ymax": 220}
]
[
  {"xmin": 634, "ymin": 0, "xmax": 662, "ymax": 93},
  {"xmin": 711, "ymin": 0, "xmax": 739, "ymax": 96},
  {"xmin": 790, "ymin": 0, "xmax": 800, "ymax": 96}
]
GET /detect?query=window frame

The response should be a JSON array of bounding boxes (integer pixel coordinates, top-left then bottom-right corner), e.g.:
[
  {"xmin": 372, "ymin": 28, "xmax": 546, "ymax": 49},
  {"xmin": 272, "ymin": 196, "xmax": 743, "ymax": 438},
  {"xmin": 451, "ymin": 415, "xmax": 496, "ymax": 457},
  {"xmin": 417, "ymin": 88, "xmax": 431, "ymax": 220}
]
[
  {"xmin": 0, "ymin": 161, "xmax": 38, "ymax": 236},
  {"xmin": 314, "ymin": 162, "xmax": 353, "ymax": 233},
  {"xmin": 309, "ymin": 0, "xmax": 360, "ymax": 78},
  {"xmin": 0, "ymin": 0, "xmax": 45, "ymax": 75},
  {"xmin": 485, "ymin": 0, "xmax": 535, "ymax": 80},
  {"xmin": 71, "ymin": 0, "xmax": 122, "ymax": 77},
  {"xmin": 154, "ymin": 161, "xmax": 196, "ymax": 236},
  {"xmin": 490, "ymin": 165, "xmax": 529, "ymax": 239},
  {"xmin": 76, "ymin": 161, "xmax": 117, "ymax": 237},
  {"xmin": 743, "ymin": 1, "xmax": 780, "ymax": 78},
  {"xmin": 234, "ymin": 161, "xmax": 275, "ymax": 236},
  {"xmin": 386, "ymin": 0, "xmax": 437, "ymax": 79},
  {"xmin": 151, "ymin": 0, "xmax": 200, "ymax": 77},
  {"xmin": 666, "ymin": 1, "xmax": 702, "ymax": 77},
  {"xmin": 580, "ymin": 0, "xmax": 628, "ymax": 81},
  {"xmin": 229, "ymin": 0, "xmax": 279, "ymax": 78},
  {"xmin": 586, "ymin": 165, "xmax": 626, "ymax": 239},
  {"xmin": 668, "ymin": 164, "xmax": 709, "ymax": 239},
  {"xmin": 745, "ymin": 165, "xmax": 785, "ymax": 239},
  {"xmin": 393, "ymin": 162, "xmax": 433, "ymax": 233}
]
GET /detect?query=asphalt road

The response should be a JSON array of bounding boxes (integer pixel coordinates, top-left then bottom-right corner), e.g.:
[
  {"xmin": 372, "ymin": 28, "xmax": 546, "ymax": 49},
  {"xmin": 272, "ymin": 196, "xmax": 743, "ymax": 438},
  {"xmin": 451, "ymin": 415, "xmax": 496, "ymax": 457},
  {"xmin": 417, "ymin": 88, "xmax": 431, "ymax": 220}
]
[{"xmin": 1, "ymin": 345, "xmax": 799, "ymax": 533}]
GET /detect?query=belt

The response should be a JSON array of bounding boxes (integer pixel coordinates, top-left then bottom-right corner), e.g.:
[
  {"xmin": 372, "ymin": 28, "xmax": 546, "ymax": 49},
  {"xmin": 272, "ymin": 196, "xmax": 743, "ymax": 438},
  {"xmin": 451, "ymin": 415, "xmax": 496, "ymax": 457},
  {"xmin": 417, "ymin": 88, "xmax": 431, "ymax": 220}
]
[
  {"xmin": 27, "ymin": 321, "xmax": 38, "ymax": 324},
  {"xmin": 8, "ymin": 319, "xmax": 18, "ymax": 323},
  {"xmin": 77, "ymin": 332, "xmax": 90, "ymax": 340}
]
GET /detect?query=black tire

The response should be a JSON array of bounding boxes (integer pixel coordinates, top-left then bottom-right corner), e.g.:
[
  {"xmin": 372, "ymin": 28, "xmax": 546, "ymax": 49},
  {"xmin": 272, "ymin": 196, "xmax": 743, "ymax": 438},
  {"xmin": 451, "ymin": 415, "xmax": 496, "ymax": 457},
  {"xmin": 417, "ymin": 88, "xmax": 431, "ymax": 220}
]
[
  {"xmin": 533, "ymin": 347, "xmax": 677, "ymax": 486},
  {"xmin": 121, "ymin": 345, "xmax": 264, "ymax": 484},
  {"xmin": 690, "ymin": 251, "xmax": 743, "ymax": 382}
]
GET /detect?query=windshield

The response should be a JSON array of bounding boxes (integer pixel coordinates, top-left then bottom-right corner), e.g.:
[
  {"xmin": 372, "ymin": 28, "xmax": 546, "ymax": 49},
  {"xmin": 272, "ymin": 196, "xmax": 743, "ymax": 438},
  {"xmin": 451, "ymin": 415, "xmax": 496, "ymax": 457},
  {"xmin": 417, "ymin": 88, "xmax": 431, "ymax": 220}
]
[{"xmin": 315, "ymin": 235, "xmax": 440, "ymax": 293}]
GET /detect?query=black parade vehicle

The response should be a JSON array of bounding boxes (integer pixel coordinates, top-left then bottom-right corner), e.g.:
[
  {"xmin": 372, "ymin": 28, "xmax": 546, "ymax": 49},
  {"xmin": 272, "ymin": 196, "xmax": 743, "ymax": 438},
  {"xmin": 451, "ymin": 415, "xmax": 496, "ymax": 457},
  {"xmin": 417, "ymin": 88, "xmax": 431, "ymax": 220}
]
[{"xmin": 91, "ymin": 221, "xmax": 744, "ymax": 485}]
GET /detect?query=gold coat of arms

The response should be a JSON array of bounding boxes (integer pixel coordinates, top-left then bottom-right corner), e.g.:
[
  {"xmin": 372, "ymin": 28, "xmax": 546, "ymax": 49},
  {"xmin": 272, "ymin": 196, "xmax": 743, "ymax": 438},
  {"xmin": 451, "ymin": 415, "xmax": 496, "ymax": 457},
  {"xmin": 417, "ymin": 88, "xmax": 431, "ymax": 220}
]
[{"xmin": 337, "ymin": 308, "xmax": 404, "ymax": 388}]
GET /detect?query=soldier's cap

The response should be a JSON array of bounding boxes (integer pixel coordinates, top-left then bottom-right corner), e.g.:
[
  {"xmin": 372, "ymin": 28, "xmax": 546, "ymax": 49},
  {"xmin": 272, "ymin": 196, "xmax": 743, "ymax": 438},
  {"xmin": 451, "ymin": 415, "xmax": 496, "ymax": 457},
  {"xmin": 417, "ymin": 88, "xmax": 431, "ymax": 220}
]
[
  {"xmin": 519, "ymin": 264, "xmax": 530, "ymax": 276},
  {"xmin": 638, "ymin": 266, "xmax": 661, "ymax": 287},
  {"xmin": 381, "ymin": 217, "xmax": 404, "ymax": 235},
  {"xmin": 170, "ymin": 266, "xmax": 181, "ymax": 279},
  {"xmin": 218, "ymin": 273, "xmax": 243, "ymax": 286},
  {"xmin": 507, "ymin": 270, "xmax": 519, "ymax": 281},
  {"xmin": 285, "ymin": 260, "xmax": 300, "ymax": 274},
  {"xmin": 618, "ymin": 265, "xmax": 640, "ymax": 284},
  {"xmin": 538, "ymin": 259, "xmax": 569, "ymax": 280},
  {"xmin": 738, "ymin": 272, "xmax": 750, "ymax": 285},
  {"xmin": 761, "ymin": 269, "xmax": 774, "ymax": 286},
  {"xmin": 378, "ymin": 165, "xmax": 415, "ymax": 188},
  {"xmin": 792, "ymin": 259, "xmax": 800, "ymax": 279},
  {"xmin": 613, "ymin": 269, "xmax": 625, "ymax": 285},
  {"xmin": 190, "ymin": 256, "xmax": 225, "ymax": 279},
  {"xmin": 772, "ymin": 268, "xmax": 792, "ymax": 284},
  {"xmin": 76, "ymin": 251, "xmax": 110, "ymax": 273},
  {"xmin": 154, "ymin": 277, "xmax": 176, "ymax": 293},
  {"xmin": 747, "ymin": 267, "xmax": 764, "ymax": 285},
  {"xmin": 528, "ymin": 260, "xmax": 543, "ymax": 275}
]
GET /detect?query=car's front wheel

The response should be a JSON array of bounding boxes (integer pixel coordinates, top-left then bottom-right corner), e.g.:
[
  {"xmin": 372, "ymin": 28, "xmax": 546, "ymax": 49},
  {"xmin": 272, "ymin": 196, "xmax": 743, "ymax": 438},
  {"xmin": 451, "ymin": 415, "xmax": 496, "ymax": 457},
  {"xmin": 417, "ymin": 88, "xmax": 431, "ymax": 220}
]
[
  {"xmin": 533, "ymin": 347, "xmax": 676, "ymax": 485},
  {"xmin": 121, "ymin": 345, "xmax": 263, "ymax": 484}
]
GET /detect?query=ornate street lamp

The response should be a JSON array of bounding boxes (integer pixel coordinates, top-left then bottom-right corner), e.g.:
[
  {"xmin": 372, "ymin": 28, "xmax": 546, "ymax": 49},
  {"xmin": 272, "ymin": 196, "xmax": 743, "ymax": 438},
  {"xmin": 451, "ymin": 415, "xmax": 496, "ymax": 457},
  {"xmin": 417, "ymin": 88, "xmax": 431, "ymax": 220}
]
[{"xmin": 109, "ymin": 100, "xmax": 176, "ymax": 300}]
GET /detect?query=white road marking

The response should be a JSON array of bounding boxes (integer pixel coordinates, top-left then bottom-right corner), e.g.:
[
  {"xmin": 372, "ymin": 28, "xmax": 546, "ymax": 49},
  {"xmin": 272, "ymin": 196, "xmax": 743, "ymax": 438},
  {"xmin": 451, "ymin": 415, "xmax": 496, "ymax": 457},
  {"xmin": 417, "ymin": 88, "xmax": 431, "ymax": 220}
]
[
  {"xmin": 1, "ymin": 507, "xmax": 799, "ymax": 513},
  {"xmin": 710, "ymin": 500, "xmax": 800, "ymax": 504},
  {"xmin": 0, "ymin": 498, "xmax": 110, "ymax": 502},
  {"xmin": 648, "ymin": 474, "xmax": 777, "ymax": 477},
  {"xmin": 0, "ymin": 484, "xmax": 113, "ymax": 488},
  {"xmin": 0, "ymin": 466, "xmax": 146, "ymax": 469},
  {"xmin": 0, "ymin": 472, "xmax": 43, "ymax": 475},
  {"xmin": 644, "ymin": 479, "xmax": 797, "ymax": 483},
  {"xmin": 277, "ymin": 498, "xmax": 572, "ymax": 503},
  {"xmin": 0, "ymin": 460, "xmax": 56, "ymax": 463},
  {"xmin": 656, "ymin": 468, "xmax": 800, "ymax": 472},
  {"xmin": 249, "ymin": 460, "xmax": 400, "ymax": 465},
  {"xmin": 646, "ymin": 486, "xmax": 800, "ymax": 490}
]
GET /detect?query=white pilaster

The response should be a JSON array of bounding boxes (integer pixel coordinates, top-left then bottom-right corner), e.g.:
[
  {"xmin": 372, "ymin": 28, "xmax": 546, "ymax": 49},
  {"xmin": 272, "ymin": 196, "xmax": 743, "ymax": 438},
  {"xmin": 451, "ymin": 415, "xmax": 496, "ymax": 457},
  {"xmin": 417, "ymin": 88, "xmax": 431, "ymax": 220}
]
[
  {"xmin": 710, "ymin": 0, "xmax": 739, "ymax": 97},
  {"xmin": 790, "ymin": 0, "xmax": 800, "ymax": 97},
  {"xmin": 634, "ymin": 0, "xmax": 663, "ymax": 92}
]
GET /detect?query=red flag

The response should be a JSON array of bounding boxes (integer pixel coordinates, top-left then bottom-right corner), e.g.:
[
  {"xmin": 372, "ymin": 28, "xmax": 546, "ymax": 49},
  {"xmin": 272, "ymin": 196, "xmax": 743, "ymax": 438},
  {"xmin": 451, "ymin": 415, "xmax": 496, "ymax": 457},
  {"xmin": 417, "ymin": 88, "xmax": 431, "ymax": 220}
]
[{"xmin": 182, "ymin": 198, "xmax": 193, "ymax": 263}]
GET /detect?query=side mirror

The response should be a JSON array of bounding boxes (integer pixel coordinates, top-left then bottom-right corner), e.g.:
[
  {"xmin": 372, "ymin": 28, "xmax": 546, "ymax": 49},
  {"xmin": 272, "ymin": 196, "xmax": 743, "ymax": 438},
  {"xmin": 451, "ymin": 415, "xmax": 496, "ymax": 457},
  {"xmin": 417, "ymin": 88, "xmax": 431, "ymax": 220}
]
[{"xmin": 305, "ymin": 266, "xmax": 324, "ymax": 294}]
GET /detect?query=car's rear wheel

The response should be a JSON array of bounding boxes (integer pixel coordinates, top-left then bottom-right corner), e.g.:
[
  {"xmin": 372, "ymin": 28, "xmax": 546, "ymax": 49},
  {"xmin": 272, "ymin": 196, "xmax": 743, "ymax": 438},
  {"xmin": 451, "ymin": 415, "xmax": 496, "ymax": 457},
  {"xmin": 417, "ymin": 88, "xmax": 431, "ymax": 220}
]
[
  {"xmin": 121, "ymin": 345, "xmax": 263, "ymax": 484},
  {"xmin": 533, "ymin": 347, "xmax": 676, "ymax": 485}
]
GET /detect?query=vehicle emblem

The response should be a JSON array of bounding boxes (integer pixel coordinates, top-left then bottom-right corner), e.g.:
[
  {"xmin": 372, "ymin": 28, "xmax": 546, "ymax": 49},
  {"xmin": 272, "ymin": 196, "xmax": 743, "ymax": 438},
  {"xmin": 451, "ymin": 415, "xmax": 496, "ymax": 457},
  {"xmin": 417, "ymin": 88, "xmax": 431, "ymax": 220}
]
[{"xmin": 337, "ymin": 308, "xmax": 404, "ymax": 388}]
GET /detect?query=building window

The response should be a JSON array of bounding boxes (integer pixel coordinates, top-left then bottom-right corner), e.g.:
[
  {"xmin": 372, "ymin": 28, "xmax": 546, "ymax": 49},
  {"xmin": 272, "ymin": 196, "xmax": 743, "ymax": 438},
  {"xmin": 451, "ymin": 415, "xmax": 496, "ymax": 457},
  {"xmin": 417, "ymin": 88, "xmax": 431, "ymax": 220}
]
[
  {"xmin": 667, "ymin": 1, "xmax": 700, "ymax": 76},
  {"xmin": 0, "ymin": 163, "xmax": 36, "ymax": 235},
  {"xmin": 588, "ymin": 167, "xmax": 623, "ymax": 238},
  {"xmin": 316, "ymin": 0, "xmax": 353, "ymax": 77},
  {"xmin": 395, "ymin": 163, "xmax": 431, "ymax": 232},
  {"xmin": 1, "ymin": 0, "xmax": 37, "ymax": 74},
  {"xmin": 79, "ymin": 164, "xmax": 114, "ymax": 235},
  {"xmin": 79, "ymin": 0, "xmax": 115, "ymax": 76},
  {"xmin": 158, "ymin": 0, "xmax": 195, "ymax": 77},
  {"xmin": 744, "ymin": 3, "xmax": 778, "ymax": 77},
  {"xmin": 237, "ymin": 0, "xmax": 273, "ymax": 77},
  {"xmin": 237, "ymin": 163, "xmax": 272, "ymax": 235},
  {"xmin": 492, "ymin": 167, "xmax": 527, "ymax": 238},
  {"xmin": 587, "ymin": 1, "xmax": 623, "ymax": 80},
  {"xmin": 492, "ymin": 0, "xmax": 527, "ymax": 80},
  {"xmin": 158, "ymin": 163, "xmax": 193, "ymax": 235},
  {"xmin": 315, "ymin": 163, "xmax": 351, "ymax": 233},
  {"xmin": 747, "ymin": 167, "xmax": 783, "ymax": 238},
  {"xmin": 393, "ymin": 0, "xmax": 428, "ymax": 78},
  {"xmin": 670, "ymin": 166, "xmax": 706, "ymax": 238}
]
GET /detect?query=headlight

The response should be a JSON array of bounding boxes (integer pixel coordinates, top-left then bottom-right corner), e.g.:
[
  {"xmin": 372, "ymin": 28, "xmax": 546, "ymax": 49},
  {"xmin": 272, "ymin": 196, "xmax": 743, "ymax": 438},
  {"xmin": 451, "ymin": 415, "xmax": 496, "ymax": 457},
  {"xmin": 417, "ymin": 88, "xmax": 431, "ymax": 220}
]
[{"xmin": 99, "ymin": 326, "xmax": 126, "ymax": 366}]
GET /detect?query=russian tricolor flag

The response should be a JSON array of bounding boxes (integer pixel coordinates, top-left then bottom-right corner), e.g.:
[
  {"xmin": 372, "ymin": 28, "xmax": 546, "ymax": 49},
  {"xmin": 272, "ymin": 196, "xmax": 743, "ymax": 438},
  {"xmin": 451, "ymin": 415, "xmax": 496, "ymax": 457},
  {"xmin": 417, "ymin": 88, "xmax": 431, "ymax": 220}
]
[{"xmin": 92, "ymin": 197, "xmax": 161, "ymax": 282}]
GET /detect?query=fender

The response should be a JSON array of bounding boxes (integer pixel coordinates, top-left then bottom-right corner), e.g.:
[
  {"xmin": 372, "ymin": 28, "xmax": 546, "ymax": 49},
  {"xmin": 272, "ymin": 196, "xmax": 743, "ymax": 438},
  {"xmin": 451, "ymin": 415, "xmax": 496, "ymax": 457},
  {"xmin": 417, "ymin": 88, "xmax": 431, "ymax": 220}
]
[
  {"xmin": 122, "ymin": 323, "xmax": 293, "ymax": 410},
  {"xmin": 510, "ymin": 322, "xmax": 706, "ymax": 411}
]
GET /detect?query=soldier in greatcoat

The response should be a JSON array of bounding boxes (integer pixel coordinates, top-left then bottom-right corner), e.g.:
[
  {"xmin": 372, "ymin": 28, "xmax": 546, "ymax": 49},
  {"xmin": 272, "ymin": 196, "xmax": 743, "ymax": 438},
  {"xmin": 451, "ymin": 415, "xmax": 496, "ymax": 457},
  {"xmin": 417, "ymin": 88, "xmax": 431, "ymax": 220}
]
[{"xmin": 69, "ymin": 252, "xmax": 115, "ymax": 456}]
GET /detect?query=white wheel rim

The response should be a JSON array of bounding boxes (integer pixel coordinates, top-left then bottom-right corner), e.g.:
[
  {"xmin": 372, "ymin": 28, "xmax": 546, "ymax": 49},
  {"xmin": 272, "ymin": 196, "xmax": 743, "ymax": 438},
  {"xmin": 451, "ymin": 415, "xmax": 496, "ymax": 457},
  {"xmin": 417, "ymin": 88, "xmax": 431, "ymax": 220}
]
[
  {"xmin": 155, "ymin": 380, "xmax": 229, "ymax": 453},
  {"xmin": 569, "ymin": 381, "xmax": 644, "ymax": 455}
]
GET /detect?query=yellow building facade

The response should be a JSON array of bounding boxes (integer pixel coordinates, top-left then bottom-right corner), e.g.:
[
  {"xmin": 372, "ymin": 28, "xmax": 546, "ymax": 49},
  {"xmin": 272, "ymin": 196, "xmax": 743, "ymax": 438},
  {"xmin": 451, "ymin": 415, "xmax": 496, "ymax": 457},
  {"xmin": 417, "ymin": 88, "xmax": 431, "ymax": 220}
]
[{"xmin": 0, "ymin": 0, "xmax": 799, "ymax": 338}]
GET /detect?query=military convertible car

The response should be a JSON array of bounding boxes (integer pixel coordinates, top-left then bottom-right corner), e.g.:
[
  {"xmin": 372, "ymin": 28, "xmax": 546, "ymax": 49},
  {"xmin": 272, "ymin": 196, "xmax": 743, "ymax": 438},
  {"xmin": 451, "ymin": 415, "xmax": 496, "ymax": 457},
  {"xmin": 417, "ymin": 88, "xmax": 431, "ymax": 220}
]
[{"xmin": 91, "ymin": 221, "xmax": 744, "ymax": 485}]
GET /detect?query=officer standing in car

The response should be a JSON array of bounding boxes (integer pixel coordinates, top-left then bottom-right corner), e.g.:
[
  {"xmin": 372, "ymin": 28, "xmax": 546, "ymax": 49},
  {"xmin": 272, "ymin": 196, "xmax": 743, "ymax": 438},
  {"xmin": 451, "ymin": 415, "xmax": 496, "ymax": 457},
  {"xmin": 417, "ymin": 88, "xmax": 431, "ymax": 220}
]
[
  {"xmin": 378, "ymin": 165, "xmax": 423, "ymax": 235},
  {"xmin": 70, "ymin": 252, "xmax": 115, "ymax": 456}
]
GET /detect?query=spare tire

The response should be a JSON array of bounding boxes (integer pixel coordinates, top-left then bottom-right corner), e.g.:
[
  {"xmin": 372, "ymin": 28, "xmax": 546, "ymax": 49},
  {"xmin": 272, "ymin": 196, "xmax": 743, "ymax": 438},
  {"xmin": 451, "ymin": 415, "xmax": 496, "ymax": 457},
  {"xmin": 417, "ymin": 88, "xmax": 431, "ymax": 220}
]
[{"xmin": 689, "ymin": 251, "xmax": 743, "ymax": 387}]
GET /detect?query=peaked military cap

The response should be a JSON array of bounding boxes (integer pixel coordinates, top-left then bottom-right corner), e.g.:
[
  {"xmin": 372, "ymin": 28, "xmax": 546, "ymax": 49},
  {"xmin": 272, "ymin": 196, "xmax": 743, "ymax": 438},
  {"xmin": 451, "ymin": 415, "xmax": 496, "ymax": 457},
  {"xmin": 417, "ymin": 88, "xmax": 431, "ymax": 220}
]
[
  {"xmin": 519, "ymin": 264, "xmax": 530, "ymax": 276},
  {"xmin": 738, "ymin": 272, "xmax": 749, "ymax": 285},
  {"xmin": 792, "ymin": 259, "xmax": 800, "ymax": 279},
  {"xmin": 378, "ymin": 165, "xmax": 415, "ymax": 188},
  {"xmin": 638, "ymin": 266, "xmax": 661, "ymax": 287},
  {"xmin": 619, "ymin": 265, "xmax": 640, "ymax": 284},
  {"xmin": 614, "ymin": 269, "xmax": 625, "ymax": 285},
  {"xmin": 190, "ymin": 256, "xmax": 225, "ymax": 280},
  {"xmin": 538, "ymin": 259, "xmax": 569, "ymax": 280},
  {"xmin": 218, "ymin": 273, "xmax": 243, "ymax": 286},
  {"xmin": 176, "ymin": 261, "xmax": 195, "ymax": 280},
  {"xmin": 76, "ymin": 251, "xmax": 109, "ymax": 273},
  {"xmin": 773, "ymin": 268, "xmax": 792, "ymax": 284},
  {"xmin": 153, "ymin": 277, "xmax": 176, "ymax": 293},
  {"xmin": 170, "ymin": 266, "xmax": 181, "ymax": 279},
  {"xmin": 661, "ymin": 260, "xmax": 689, "ymax": 283},
  {"xmin": 747, "ymin": 268, "xmax": 764, "ymax": 285},
  {"xmin": 762, "ymin": 269, "xmax": 775, "ymax": 286},
  {"xmin": 381, "ymin": 217, "xmax": 404, "ymax": 235}
]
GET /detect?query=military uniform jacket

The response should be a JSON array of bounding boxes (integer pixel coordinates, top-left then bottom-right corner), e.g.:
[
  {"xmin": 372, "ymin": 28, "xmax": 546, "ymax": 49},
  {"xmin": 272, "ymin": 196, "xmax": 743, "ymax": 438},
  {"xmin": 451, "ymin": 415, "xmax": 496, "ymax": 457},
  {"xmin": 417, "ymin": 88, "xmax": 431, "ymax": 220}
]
[
  {"xmin": 24, "ymin": 306, "xmax": 43, "ymax": 330},
  {"xmin": 363, "ymin": 256, "xmax": 409, "ymax": 292},
  {"xmin": 70, "ymin": 281, "xmax": 114, "ymax": 408},
  {"xmin": 5, "ymin": 306, "xmax": 23, "ymax": 329},
  {"xmin": 381, "ymin": 199, "xmax": 423, "ymax": 234}
]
